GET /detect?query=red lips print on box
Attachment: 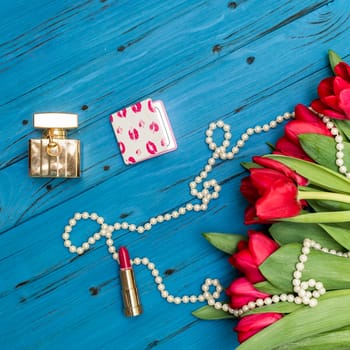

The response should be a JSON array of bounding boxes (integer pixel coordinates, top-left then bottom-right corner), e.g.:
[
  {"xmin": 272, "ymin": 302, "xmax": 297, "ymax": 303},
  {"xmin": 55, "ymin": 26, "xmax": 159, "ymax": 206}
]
[{"xmin": 110, "ymin": 98, "xmax": 177, "ymax": 165}]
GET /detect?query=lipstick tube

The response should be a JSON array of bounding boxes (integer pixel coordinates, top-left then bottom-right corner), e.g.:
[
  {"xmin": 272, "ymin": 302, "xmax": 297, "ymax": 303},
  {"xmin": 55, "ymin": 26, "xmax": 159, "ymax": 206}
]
[{"xmin": 118, "ymin": 246, "xmax": 142, "ymax": 317}]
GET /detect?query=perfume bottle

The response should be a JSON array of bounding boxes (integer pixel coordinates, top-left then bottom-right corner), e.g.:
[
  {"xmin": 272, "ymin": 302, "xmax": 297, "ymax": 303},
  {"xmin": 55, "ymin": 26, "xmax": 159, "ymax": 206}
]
[{"xmin": 29, "ymin": 112, "xmax": 80, "ymax": 178}]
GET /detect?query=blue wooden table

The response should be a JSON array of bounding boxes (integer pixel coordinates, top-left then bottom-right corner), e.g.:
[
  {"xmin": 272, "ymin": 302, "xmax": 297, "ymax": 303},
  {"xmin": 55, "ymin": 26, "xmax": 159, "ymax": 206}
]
[{"xmin": 1, "ymin": 1, "xmax": 349, "ymax": 349}]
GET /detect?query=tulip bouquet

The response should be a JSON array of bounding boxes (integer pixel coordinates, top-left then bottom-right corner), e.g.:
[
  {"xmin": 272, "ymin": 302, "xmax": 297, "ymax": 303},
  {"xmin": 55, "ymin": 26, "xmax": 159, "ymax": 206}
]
[{"xmin": 193, "ymin": 51, "xmax": 350, "ymax": 349}]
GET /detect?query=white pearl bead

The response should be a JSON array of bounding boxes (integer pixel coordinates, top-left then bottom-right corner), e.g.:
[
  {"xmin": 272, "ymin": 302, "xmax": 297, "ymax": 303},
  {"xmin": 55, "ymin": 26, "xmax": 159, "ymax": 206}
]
[
  {"xmin": 82, "ymin": 212, "xmax": 89, "ymax": 219},
  {"xmin": 167, "ymin": 295, "xmax": 174, "ymax": 303},
  {"xmin": 335, "ymin": 135, "xmax": 343, "ymax": 143},
  {"xmin": 309, "ymin": 299, "xmax": 318, "ymax": 307},
  {"xmin": 280, "ymin": 294, "xmax": 287, "ymax": 302},
  {"xmin": 128, "ymin": 224, "xmax": 136, "ymax": 231},
  {"xmin": 254, "ymin": 126, "xmax": 262, "ymax": 133},
  {"xmin": 93, "ymin": 233, "xmax": 101, "ymax": 240},
  {"xmin": 336, "ymin": 158, "xmax": 344, "ymax": 166},
  {"xmin": 152, "ymin": 269, "xmax": 160, "ymax": 278},
  {"xmin": 246, "ymin": 128, "xmax": 254, "ymax": 135},
  {"xmin": 174, "ymin": 297, "xmax": 182, "ymax": 304},
  {"xmin": 90, "ymin": 213, "xmax": 98, "ymax": 220},
  {"xmin": 157, "ymin": 284, "xmax": 165, "ymax": 291},
  {"xmin": 182, "ymin": 296, "xmax": 190, "ymax": 303},
  {"xmin": 62, "ymin": 233, "xmax": 70, "ymax": 240},
  {"xmin": 108, "ymin": 246, "xmax": 116, "ymax": 254},
  {"xmin": 339, "ymin": 166, "xmax": 348, "ymax": 174},
  {"xmin": 74, "ymin": 213, "xmax": 82, "ymax": 220},
  {"xmin": 190, "ymin": 296, "xmax": 198, "ymax": 303},
  {"xmin": 137, "ymin": 226, "xmax": 145, "ymax": 233},
  {"xmin": 142, "ymin": 257, "xmax": 149, "ymax": 264}
]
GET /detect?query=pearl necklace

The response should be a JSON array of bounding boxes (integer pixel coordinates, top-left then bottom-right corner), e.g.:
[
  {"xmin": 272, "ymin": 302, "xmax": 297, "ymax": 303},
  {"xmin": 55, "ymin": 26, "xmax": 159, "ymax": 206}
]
[{"xmin": 61, "ymin": 108, "xmax": 349, "ymax": 317}]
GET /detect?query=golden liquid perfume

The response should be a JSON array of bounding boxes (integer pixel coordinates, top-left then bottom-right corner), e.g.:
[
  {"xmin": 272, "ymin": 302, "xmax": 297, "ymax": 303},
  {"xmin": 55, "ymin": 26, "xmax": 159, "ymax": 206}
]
[{"xmin": 29, "ymin": 113, "xmax": 80, "ymax": 178}]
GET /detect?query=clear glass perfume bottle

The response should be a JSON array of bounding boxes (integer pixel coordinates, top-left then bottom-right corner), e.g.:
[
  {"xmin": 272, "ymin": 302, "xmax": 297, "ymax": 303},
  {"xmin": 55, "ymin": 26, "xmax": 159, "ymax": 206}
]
[{"xmin": 29, "ymin": 113, "xmax": 80, "ymax": 178}]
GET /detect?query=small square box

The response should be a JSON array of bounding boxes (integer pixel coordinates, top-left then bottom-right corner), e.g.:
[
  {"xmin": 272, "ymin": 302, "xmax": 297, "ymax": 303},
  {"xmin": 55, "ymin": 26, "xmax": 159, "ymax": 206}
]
[{"xmin": 110, "ymin": 99, "xmax": 177, "ymax": 165}]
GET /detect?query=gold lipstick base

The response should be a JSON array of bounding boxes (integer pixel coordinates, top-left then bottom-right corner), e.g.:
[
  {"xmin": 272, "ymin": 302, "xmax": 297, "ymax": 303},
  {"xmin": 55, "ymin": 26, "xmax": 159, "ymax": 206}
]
[{"xmin": 120, "ymin": 268, "xmax": 142, "ymax": 317}]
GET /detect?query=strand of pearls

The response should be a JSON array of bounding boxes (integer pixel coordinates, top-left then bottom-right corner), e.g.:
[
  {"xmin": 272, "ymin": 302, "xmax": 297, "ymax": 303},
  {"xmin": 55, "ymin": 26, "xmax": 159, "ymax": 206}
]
[
  {"xmin": 62, "ymin": 112, "xmax": 293, "ymax": 312},
  {"xmin": 213, "ymin": 238, "xmax": 350, "ymax": 318},
  {"xmin": 309, "ymin": 107, "xmax": 350, "ymax": 178}
]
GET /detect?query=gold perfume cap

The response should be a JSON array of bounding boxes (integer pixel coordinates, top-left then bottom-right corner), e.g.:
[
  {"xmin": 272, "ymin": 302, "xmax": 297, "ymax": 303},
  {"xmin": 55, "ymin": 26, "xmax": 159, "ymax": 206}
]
[{"xmin": 33, "ymin": 113, "xmax": 78, "ymax": 129}]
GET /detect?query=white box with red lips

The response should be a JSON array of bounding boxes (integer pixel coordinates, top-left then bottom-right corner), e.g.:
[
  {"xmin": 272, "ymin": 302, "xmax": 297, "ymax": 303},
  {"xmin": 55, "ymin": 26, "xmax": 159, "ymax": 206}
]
[{"xmin": 110, "ymin": 99, "xmax": 177, "ymax": 165}]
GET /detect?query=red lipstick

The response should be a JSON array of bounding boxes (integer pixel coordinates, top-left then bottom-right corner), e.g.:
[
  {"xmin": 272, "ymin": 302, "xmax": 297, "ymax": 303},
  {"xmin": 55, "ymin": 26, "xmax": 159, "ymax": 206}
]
[{"xmin": 118, "ymin": 246, "xmax": 142, "ymax": 317}]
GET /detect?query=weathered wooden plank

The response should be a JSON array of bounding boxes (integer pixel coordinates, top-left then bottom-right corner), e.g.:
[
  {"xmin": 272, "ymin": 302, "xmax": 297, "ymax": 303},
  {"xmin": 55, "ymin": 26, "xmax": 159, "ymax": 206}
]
[{"xmin": 1, "ymin": 0, "xmax": 350, "ymax": 349}]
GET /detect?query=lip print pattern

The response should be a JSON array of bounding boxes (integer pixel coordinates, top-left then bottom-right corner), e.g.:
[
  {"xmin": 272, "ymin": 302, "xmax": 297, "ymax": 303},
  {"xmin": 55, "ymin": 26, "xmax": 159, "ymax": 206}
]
[
  {"xmin": 146, "ymin": 141, "xmax": 158, "ymax": 155},
  {"xmin": 131, "ymin": 102, "xmax": 142, "ymax": 113},
  {"xmin": 119, "ymin": 141, "xmax": 126, "ymax": 154},
  {"xmin": 110, "ymin": 98, "xmax": 176, "ymax": 165},
  {"xmin": 148, "ymin": 99, "xmax": 156, "ymax": 113},
  {"xmin": 117, "ymin": 109, "xmax": 127, "ymax": 118},
  {"xmin": 127, "ymin": 156, "xmax": 136, "ymax": 164},
  {"xmin": 128, "ymin": 128, "xmax": 139, "ymax": 140},
  {"xmin": 149, "ymin": 121, "xmax": 159, "ymax": 132}
]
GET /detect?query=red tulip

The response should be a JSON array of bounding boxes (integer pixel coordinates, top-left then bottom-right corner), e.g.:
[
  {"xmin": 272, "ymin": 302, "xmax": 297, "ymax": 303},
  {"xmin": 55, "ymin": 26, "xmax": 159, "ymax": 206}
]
[
  {"xmin": 226, "ymin": 277, "xmax": 271, "ymax": 309},
  {"xmin": 311, "ymin": 62, "xmax": 350, "ymax": 119},
  {"xmin": 241, "ymin": 168, "xmax": 303, "ymax": 224},
  {"xmin": 234, "ymin": 312, "xmax": 283, "ymax": 343},
  {"xmin": 273, "ymin": 104, "xmax": 332, "ymax": 160},
  {"xmin": 229, "ymin": 230, "xmax": 279, "ymax": 283}
]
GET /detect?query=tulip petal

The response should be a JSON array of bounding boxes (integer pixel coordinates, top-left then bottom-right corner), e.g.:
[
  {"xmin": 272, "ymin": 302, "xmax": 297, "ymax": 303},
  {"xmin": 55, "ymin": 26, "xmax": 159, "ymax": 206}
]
[
  {"xmin": 333, "ymin": 76, "xmax": 350, "ymax": 95},
  {"xmin": 255, "ymin": 178, "xmax": 301, "ymax": 221},
  {"xmin": 249, "ymin": 168, "xmax": 287, "ymax": 194},
  {"xmin": 311, "ymin": 99, "xmax": 347, "ymax": 119},
  {"xmin": 274, "ymin": 136, "xmax": 313, "ymax": 161},
  {"xmin": 227, "ymin": 277, "xmax": 270, "ymax": 309},
  {"xmin": 235, "ymin": 313, "xmax": 283, "ymax": 343},
  {"xmin": 294, "ymin": 104, "xmax": 324, "ymax": 124},
  {"xmin": 229, "ymin": 249, "xmax": 265, "ymax": 283},
  {"xmin": 318, "ymin": 77, "xmax": 335, "ymax": 98},
  {"xmin": 240, "ymin": 176, "xmax": 259, "ymax": 203},
  {"xmin": 253, "ymin": 156, "xmax": 308, "ymax": 186},
  {"xmin": 339, "ymin": 89, "xmax": 350, "ymax": 117},
  {"xmin": 284, "ymin": 121, "xmax": 331, "ymax": 144},
  {"xmin": 248, "ymin": 231, "xmax": 279, "ymax": 266},
  {"xmin": 322, "ymin": 95, "xmax": 343, "ymax": 112},
  {"xmin": 334, "ymin": 61, "xmax": 350, "ymax": 80}
]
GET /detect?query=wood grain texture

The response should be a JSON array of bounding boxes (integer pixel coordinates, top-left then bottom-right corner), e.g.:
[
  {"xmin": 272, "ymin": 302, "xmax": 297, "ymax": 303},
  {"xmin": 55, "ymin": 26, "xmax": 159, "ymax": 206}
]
[{"xmin": 1, "ymin": 0, "xmax": 350, "ymax": 349}]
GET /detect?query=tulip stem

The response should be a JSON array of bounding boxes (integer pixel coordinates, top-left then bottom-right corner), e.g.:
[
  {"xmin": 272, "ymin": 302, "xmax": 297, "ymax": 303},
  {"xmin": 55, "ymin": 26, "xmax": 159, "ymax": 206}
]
[{"xmin": 298, "ymin": 191, "xmax": 350, "ymax": 204}]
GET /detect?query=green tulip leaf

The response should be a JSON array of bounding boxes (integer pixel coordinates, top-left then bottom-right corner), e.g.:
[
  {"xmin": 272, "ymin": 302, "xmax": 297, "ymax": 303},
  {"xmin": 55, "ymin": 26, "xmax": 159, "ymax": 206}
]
[
  {"xmin": 192, "ymin": 305, "xmax": 234, "ymax": 320},
  {"xmin": 202, "ymin": 232, "xmax": 246, "ymax": 254},
  {"xmin": 236, "ymin": 289, "xmax": 350, "ymax": 350},
  {"xmin": 240, "ymin": 161, "xmax": 261, "ymax": 170},
  {"xmin": 308, "ymin": 198, "xmax": 350, "ymax": 212},
  {"xmin": 319, "ymin": 223, "xmax": 350, "ymax": 250},
  {"xmin": 335, "ymin": 119, "xmax": 350, "ymax": 141},
  {"xmin": 266, "ymin": 154, "xmax": 350, "ymax": 194},
  {"xmin": 260, "ymin": 243, "xmax": 350, "ymax": 292},
  {"xmin": 278, "ymin": 326, "xmax": 350, "ymax": 350},
  {"xmin": 269, "ymin": 222, "xmax": 343, "ymax": 250},
  {"xmin": 298, "ymin": 134, "xmax": 350, "ymax": 172},
  {"xmin": 328, "ymin": 49, "xmax": 343, "ymax": 73},
  {"xmin": 254, "ymin": 280, "xmax": 286, "ymax": 295},
  {"xmin": 280, "ymin": 210, "xmax": 350, "ymax": 223}
]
